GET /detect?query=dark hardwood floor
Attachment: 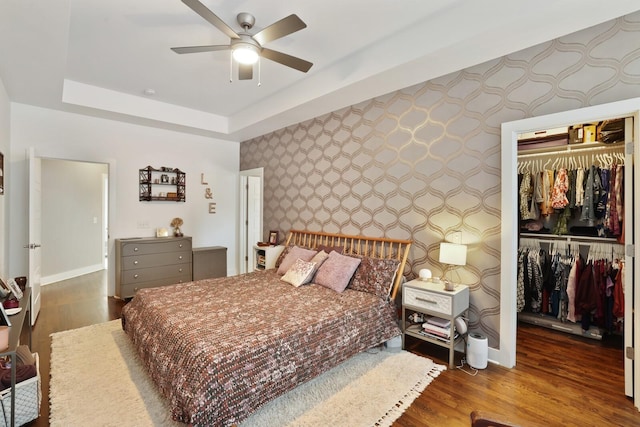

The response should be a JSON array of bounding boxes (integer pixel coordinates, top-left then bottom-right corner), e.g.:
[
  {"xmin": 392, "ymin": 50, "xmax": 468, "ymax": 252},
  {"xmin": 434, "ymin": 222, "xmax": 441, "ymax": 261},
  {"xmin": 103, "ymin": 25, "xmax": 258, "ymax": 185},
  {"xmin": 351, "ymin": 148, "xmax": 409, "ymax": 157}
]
[{"xmin": 22, "ymin": 271, "xmax": 640, "ymax": 426}]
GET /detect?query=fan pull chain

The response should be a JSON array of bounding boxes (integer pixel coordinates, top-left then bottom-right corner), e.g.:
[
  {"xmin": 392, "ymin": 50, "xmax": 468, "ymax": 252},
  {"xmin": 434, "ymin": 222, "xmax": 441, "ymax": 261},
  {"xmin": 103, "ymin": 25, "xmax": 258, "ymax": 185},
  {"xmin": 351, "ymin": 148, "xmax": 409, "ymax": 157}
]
[
  {"xmin": 229, "ymin": 51, "xmax": 233, "ymax": 83},
  {"xmin": 258, "ymin": 57, "xmax": 261, "ymax": 87}
]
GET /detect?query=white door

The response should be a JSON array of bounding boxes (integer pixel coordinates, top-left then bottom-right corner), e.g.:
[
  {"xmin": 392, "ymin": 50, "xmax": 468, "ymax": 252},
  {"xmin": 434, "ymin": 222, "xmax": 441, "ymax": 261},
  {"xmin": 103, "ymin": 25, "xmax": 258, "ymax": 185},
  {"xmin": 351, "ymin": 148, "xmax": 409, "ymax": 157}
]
[
  {"xmin": 247, "ymin": 176, "xmax": 262, "ymax": 272},
  {"xmin": 239, "ymin": 169, "xmax": 263, "ymax": 273},
  {"xmin": 27, "ymin": 148, "xmax": 42, "ymax": 325}
]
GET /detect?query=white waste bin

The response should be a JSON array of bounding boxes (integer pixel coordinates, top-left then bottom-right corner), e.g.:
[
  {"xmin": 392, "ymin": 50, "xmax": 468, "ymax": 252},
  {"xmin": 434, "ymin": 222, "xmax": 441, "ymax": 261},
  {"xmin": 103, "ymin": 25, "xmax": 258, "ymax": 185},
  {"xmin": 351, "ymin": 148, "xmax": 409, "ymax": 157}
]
[{"xmin": 466, "ymin": 332, "xmax": 488, "ymax": 369}]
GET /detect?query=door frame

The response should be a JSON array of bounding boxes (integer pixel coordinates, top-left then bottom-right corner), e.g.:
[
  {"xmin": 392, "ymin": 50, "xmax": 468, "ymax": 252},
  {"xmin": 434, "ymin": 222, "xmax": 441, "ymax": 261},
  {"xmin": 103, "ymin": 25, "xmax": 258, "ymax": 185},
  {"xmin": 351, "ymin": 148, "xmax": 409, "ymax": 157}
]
[
  {"xmin": 27, "ymin": 150, "xmax": 117, "ymax": 294},
  {"xmin": 500, "ymin": 98, "xmax": 639, "ymax": 408},
  {"xmin": 27, "ymin": 148, "xmax": 41, "ymax": 326},
  {"xmin": 239, "ymin": 168, "xmax": 264, "ymax": 274}
]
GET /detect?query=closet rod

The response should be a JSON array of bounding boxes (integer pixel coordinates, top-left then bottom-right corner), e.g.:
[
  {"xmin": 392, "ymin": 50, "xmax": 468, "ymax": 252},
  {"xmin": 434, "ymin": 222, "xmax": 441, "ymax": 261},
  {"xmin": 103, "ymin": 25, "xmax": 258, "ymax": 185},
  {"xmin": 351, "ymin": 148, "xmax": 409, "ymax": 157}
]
[{"xmin": 518, "ymin": 142, "xmax": 624, "ymax": 159}]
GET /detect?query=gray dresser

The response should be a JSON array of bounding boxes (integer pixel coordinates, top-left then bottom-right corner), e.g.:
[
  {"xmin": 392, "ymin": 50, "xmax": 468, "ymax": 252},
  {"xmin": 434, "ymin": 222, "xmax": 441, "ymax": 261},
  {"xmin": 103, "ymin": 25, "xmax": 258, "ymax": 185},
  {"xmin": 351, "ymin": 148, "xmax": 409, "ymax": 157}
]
[{"xmin": 115, "ymin": 236, "xmax": 192, "ymax": 298}]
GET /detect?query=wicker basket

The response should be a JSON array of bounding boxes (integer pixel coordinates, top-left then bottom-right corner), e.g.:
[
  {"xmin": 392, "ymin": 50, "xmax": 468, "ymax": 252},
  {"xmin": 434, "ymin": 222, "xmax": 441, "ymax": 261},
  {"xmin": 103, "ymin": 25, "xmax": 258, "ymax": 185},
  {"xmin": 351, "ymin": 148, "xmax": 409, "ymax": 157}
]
[{"xmin": 0, "ymin": 353, "xmax": 40, "ymax": 427}]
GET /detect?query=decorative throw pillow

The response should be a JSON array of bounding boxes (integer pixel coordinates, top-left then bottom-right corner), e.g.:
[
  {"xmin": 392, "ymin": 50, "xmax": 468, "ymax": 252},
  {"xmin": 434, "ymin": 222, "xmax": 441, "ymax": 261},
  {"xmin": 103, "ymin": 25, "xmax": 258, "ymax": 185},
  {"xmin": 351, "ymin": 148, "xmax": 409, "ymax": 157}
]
[
  {"xmin": 310, "ymin": 250, "xmax": 329, "ymax": 271},
  {"xmin": 317, "ymin": 244, "xmax": 344, "ymax": 254},
  {"xmin": 281, "ymin": 258, "xmax": 317, "ymax": 287},
  {"xmin": 274, "ymin": 245, "xmax": 291, "ymax": 268},
  {"xmin": 313, "ymin": 251, "xmax": 362, "ymax": 293},
  {"xmin": 276, "ymin": 246, "xmax": 317, "ymax": 275},
  {"xmin": 347, "ymin": 255, "xmax": 401, "ymax": 299}
]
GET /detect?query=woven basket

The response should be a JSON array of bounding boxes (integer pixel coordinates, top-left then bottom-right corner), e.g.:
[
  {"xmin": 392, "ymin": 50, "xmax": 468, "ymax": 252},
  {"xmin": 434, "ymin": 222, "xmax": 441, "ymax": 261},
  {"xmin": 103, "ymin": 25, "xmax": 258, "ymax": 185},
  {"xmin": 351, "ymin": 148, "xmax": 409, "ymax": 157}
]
[{"xmin": 0, "ymin": 353, "xmax": 40, "ymax": 427}]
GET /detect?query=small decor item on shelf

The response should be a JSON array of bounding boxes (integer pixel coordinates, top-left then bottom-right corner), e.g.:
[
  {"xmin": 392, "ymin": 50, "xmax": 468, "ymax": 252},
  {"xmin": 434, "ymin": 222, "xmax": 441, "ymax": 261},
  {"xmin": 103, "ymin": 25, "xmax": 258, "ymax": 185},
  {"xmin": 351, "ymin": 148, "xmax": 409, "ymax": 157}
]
[
  {"xmin": 268, "ymin": 230, "xmax": 279, "ymax": 245},
  {"xmin": 6, "ymin": 278, "xmax": 23, "ymax": 300},
  {"xmin": 15, "ymin": 276, "xmax": 29, "ymax": 292},
  {"xmin": 171, "ymin": 217, "xmax": 184, "ymax": 237}
]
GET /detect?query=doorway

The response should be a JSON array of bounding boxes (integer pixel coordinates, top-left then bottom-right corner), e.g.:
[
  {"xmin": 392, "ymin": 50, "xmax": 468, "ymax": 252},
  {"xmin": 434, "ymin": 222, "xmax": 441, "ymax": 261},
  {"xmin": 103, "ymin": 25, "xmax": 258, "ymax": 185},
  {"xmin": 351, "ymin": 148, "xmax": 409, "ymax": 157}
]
[
  {"xmin": 40, "ymin": 159, "xmax": 109, "ymax": 285},
  {"xmin": 500, "ymin": 98, "xmax": 640, "ymax": 409},
  {"xmin": 239, "ymin": 168, "xmax": 264, "ymax": 274}
]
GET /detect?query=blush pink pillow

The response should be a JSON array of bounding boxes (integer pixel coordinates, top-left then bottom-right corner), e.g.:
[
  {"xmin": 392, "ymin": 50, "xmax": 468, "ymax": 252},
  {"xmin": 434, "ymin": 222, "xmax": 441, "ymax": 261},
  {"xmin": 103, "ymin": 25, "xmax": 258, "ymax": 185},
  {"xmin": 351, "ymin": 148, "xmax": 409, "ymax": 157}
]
[
  {"xmin": 313, "ymin": 251, "xmax": 362, "ymax": 293},
  {"xmin": 276, "ymin": 246, "xmax": 317, "ymax": 275}
]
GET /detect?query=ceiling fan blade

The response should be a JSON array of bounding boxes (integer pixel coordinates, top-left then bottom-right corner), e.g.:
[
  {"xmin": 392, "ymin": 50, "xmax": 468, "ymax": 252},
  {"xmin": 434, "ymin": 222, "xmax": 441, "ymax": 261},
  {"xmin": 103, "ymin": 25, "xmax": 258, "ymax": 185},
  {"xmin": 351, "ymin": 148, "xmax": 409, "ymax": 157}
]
[
  {"xmin": 171, "ymin": 45, "xmax": 230, "ymax": 54},
  {"xmin": 253, "ymin": 14, "xmax": 306, "ymax": 45},
  {"xmin": 181, "ymin": 0, "xmax": 239, "ymax": 40},
  {"xmin": 238, "ymin": 64, "xmax": 253, "ymax": 80},
  {"xmin": 261, "ymin": 48, "xmax": 313, "ymax": 73}
]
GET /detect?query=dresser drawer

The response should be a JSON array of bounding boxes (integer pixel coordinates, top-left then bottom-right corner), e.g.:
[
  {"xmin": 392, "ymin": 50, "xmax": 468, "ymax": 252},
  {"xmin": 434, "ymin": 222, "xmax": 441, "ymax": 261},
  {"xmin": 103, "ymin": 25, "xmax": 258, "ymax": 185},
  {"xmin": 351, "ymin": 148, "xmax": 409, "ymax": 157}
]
[
  {"xmin": 119, "ymin": 272, "xmax": 192, "ymax": 298},
  {"xmin": 120, "ymin": 263, "xmax": 192, "ymax": 284},
  {"xmin": 403, "ymin": 286, "xmax": 452, "ymax": 316},
  {"xmin": 121, "ymin": 250, "xmax": 191, "ymax": 270},
  {"xmin": 121, "ymin": 239, "xmax": 192, "ymax": 256}
]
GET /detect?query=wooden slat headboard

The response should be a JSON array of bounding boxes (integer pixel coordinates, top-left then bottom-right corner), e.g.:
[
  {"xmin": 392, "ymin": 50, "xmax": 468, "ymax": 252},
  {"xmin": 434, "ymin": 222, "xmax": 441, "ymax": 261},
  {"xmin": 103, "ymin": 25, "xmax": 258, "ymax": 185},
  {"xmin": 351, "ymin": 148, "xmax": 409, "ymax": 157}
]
[{"xmin": 285, "ymin": 229, "xmax": 412, "ymax": 301}]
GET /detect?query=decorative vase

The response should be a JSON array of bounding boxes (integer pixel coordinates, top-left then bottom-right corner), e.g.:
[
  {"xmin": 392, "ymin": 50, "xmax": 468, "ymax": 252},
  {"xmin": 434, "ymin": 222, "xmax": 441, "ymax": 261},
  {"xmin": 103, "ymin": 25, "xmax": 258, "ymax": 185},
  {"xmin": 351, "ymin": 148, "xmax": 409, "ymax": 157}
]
[{"xmin": 174, "ymin": 227, "xmax": 183, "ymax": 237}]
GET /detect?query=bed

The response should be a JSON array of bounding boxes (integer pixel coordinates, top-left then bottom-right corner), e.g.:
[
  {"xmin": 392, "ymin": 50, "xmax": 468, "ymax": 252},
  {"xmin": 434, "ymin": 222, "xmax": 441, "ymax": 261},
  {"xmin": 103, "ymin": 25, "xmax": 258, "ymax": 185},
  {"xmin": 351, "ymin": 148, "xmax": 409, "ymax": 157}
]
[{"xmin": 121, "ymin": 230, "xmax": 412, "ymax": 426}]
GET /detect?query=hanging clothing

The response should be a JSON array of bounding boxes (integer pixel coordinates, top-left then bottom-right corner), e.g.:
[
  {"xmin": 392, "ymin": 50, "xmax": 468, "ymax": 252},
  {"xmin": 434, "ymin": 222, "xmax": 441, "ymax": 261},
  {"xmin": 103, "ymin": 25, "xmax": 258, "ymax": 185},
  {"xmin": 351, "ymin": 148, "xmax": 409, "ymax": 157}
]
[
  {"xmin": 551, "ymin": 167, "xmax": 569, "ymax": 209},
  {"xmin": 580, "ymin": 166, "xmax": 597, "ymax": 223},
  {"xmin": 566, "ymin": 257, "xmax": 580, "ymax": 322},
  {"xmin": 613, "ymin": 262, "xmax": 624, "ymax": 319},
  {"xmin": 575, "ymin": 168, "xmax": 585, "ymax": 207},
  {"xmin": 517, "ymin": 244, "xmax": 622, "ymax": 334}
]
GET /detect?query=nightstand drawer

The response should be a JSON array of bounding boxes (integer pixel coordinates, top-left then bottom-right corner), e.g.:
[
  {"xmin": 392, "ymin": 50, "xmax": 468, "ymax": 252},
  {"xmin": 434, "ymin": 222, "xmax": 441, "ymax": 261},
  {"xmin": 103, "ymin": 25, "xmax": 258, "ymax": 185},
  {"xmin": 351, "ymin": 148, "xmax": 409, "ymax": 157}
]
[{"xmin": 404, "ymin": 286, "xmax": 452, "ymax": 316}]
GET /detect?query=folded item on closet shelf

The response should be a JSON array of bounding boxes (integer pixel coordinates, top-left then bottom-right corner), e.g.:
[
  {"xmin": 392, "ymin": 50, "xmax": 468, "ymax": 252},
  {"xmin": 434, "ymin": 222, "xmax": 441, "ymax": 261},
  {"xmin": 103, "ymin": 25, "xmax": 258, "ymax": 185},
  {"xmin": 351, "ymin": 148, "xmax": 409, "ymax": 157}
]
[{"xmin": 521, "ymin": 220, "xmax": 544, "ymax": 231}]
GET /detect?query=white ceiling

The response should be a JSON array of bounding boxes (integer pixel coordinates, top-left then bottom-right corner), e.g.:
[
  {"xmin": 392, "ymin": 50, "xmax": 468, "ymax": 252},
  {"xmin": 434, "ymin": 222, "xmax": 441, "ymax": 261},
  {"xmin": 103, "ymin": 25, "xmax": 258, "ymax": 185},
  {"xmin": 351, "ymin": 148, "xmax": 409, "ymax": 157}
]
[{"xmin": 1, "ymin": 0, "xmax": 640, "ymax": 142}]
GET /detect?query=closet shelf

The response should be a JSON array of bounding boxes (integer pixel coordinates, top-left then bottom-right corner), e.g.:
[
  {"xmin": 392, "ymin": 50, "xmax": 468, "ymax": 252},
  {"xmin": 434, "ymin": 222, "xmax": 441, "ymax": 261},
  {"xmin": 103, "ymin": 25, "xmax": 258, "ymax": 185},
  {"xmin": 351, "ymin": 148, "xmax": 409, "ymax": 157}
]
[
  {"xmin": 519, "ymin": 233, "xmax": 623, "ymax": 244},
  {"xmin": 518, "ymin": 140, "xmax": 625, "ymax": 157},
  {"xmin": 518, "ymin": 312, "xmax": 603, "ymax": 340}
]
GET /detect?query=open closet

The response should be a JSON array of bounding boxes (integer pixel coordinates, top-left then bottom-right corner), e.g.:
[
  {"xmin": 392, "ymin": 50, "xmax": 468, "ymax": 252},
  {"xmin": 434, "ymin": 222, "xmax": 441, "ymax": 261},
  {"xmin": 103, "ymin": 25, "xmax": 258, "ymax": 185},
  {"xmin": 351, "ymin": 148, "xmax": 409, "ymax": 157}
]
[
  {"xmin": 501, "ymin": 99, "xmax": 640, "ymax": 411},
  {"xmin": 516, "ymin": 117, "xmax": 632, "ymax": 340}
]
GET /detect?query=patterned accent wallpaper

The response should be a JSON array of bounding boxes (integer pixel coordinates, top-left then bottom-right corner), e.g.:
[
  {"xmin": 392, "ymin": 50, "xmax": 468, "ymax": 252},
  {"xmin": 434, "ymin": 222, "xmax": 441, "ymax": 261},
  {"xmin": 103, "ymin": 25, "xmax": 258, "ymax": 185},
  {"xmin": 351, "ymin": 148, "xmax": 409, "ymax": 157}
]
[{"xmin": 240, "ymin": 13, "xmax": 640, "ymax": 348}]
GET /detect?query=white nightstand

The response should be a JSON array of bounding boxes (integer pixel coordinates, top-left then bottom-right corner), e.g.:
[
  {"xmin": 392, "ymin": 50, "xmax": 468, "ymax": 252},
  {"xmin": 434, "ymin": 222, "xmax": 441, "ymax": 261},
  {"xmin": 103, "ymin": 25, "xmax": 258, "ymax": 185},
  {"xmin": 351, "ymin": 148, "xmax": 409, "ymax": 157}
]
[
  {"xmin": 402, "ymin": 279, "xmax": 469, "ymax": 368},
  {"xmin": 253, "ymin": 245, "xmax": 284, "ymax": 270}
]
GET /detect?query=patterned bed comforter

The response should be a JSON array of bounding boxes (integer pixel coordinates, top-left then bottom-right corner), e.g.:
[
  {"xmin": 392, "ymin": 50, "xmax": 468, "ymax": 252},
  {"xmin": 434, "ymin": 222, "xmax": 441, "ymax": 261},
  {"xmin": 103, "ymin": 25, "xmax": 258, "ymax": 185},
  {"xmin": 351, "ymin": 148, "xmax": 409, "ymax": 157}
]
[{"xmin": 121, "ymin": 269, "xmax": 401, "ymax": 426}]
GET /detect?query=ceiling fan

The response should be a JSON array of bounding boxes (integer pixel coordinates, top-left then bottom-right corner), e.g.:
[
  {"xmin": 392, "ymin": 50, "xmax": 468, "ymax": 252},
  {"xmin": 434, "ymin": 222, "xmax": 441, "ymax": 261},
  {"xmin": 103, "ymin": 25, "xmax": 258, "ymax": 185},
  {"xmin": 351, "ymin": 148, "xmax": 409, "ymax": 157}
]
[{"xmin": 171, "ymin": 0, "xmax": 313, "ymax": 81}]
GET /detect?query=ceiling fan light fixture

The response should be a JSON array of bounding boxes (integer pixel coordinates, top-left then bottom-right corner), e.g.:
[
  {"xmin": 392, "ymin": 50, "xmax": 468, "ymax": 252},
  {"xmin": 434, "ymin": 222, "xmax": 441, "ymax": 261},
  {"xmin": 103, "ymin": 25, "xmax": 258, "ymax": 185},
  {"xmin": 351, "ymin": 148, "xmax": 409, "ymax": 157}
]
[{"xmin": 232, "ymin": 44, "xmax": 259, "ymax": 65}]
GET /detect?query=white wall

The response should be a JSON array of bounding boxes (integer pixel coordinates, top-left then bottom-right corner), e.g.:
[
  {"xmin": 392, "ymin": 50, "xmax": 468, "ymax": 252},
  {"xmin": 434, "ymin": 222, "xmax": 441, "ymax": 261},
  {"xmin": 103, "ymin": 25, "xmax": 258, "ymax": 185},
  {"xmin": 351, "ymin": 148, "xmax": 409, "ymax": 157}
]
[
  {"xmin": 8, "ymin": 103, "xmax": 240, "ymax": 295},
  {"xmin": 0, "ymin": 79, "xmax": 9, "ymax": 280},
  {"xmin": 41, "ymin": 159, "xmax": 107, "ymax": 283}
]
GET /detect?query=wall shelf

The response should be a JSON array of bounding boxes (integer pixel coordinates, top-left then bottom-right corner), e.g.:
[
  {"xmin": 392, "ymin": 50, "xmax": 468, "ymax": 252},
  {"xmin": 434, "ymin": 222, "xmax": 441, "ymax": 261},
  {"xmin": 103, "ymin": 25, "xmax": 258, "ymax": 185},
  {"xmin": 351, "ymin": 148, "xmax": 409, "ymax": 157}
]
[{"xmin": 139, "ymin": 166, "xmax": 185, "ymax": 202}]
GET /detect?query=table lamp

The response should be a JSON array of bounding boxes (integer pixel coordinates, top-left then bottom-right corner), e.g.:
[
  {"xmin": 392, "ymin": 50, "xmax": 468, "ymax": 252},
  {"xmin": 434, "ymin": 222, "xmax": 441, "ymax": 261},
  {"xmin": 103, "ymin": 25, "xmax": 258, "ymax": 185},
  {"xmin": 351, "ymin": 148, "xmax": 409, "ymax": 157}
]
[{"xmin": 439, "ymin": 242, "xmax": 467, "ymax": 290}]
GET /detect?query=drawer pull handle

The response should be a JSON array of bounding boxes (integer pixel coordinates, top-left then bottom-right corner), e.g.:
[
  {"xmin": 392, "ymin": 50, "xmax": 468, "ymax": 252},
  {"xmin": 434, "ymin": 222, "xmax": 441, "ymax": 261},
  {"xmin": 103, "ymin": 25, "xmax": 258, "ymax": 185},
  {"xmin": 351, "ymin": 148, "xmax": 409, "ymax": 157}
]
[
  {"xmin": 133, "ymin": 274, "xmax": 139, "ymax": 279},
  {"xmin": 179, "ymin": 244, "xmax": 183, "ymax": 248},
  {"xmin": 179, "ymin": 268, "xmax": 183, "ymax": 272},
  {"xmin": 179, "ymin": 256, "xmax": 183, "ymax": 260},
  {"xmin": 133, "ymin": 260, "xmax": 139, "ymax": 265},
  {"xmin": 134, "ymin": 247, "xmax": 139, "ymax": 252},
  {"xmin": 415, "ymin": 297, "xmax": 437, "ymax": 305}
]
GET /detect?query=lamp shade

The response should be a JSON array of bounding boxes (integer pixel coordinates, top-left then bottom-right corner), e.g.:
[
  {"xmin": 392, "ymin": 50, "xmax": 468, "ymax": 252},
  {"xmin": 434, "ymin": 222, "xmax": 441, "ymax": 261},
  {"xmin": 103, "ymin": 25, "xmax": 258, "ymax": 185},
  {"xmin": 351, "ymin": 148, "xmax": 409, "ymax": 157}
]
[{"xmin": 439, "ymin": 242, "xmax": 467, "ymax": 266}]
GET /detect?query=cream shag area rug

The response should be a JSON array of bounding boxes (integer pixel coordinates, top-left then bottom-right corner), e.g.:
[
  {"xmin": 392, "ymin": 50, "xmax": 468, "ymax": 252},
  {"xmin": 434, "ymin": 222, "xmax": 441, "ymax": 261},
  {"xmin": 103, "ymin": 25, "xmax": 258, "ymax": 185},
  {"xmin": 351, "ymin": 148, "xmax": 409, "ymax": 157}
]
[{"xmin": 50, "ymin": 320, "xmax": 445, "ymax": 427}]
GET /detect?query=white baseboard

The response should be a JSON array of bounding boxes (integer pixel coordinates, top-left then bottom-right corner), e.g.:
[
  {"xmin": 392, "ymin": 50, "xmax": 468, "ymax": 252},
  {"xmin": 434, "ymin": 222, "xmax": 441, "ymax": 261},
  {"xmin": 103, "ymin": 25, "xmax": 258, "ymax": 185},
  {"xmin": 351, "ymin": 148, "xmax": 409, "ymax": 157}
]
[{"xmin": 41, "ymin": 264, "xmax": 105, "ymax": 286}]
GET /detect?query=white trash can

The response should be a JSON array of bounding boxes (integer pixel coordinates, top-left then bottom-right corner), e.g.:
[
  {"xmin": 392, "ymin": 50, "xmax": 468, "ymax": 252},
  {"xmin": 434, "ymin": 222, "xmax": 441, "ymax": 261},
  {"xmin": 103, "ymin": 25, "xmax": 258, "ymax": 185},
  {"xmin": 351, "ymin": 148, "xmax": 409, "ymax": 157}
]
[{"xmin": 466, "ymin": 332, "xmax": 488, "ymax": 369}]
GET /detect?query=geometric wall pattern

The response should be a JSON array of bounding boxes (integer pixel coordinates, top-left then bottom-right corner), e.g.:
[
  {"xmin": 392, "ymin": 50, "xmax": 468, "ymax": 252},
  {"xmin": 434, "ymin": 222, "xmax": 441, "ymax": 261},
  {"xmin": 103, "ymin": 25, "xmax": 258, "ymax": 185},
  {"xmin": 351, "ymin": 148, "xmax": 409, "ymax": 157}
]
[{"xmin": 240, "ymin": 12, "xmax": 640, "ymax": 348}]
